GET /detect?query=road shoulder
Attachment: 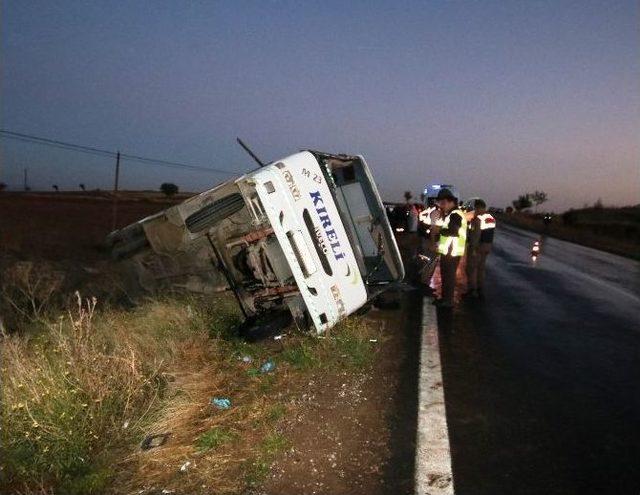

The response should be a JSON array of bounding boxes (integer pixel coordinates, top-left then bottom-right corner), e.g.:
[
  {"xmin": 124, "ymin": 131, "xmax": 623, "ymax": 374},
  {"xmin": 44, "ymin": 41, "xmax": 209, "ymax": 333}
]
[{"xmin": 415, "ymin": 296, "xmax": 454, "ymax": 494}]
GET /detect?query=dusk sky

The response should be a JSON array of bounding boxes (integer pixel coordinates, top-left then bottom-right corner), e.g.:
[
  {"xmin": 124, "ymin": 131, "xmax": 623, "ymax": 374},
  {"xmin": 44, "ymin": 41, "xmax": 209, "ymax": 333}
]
[{"xmin": 2, "ymin": 0, "xmax": 639, "ymax": 211}]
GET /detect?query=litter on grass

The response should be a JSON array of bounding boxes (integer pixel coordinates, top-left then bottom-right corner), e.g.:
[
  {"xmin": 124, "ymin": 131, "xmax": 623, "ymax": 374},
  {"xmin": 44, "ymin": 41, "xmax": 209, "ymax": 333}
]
[
  {"xmin": 140, "ymin": 432, "xmax": 170, "ymax": 450},
  {"xmin": 260, "ymin": 359, "xmax": 276, "ymax": 373},
  {"xmin": 210, "ymin": 397, "xmax": 232, "ymax": 410}
]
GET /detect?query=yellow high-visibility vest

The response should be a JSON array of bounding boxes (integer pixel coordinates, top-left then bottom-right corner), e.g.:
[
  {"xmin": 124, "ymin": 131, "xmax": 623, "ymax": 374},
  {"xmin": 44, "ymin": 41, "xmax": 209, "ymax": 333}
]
[{"xmin": 438, "ymin": 208, "xmax": 467, "ymax": 256}]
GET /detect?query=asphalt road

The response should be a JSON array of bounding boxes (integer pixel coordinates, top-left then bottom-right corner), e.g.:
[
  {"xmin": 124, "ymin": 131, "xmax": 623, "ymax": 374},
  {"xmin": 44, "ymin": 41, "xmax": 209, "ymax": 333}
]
[{"xmin": 437, "ymin": 224, "xmax": 640, "ymax": 495}]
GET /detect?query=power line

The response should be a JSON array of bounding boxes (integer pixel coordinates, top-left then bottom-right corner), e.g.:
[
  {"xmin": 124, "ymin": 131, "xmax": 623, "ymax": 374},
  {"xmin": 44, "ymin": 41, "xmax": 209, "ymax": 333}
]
[{"xmin": 0, "ymin": 129, "xmax": 241, "ymax": 175}]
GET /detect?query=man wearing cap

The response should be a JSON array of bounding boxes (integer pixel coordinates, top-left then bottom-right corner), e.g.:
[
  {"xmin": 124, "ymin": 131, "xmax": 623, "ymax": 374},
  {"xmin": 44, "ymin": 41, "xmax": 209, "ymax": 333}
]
[
  {"xmin": 465, "ymin": 199, "xmax": 496, "ymax": 299},
  {"xmin": 434, "ymin": 188, "xmax": 467, "ymax": 308}
]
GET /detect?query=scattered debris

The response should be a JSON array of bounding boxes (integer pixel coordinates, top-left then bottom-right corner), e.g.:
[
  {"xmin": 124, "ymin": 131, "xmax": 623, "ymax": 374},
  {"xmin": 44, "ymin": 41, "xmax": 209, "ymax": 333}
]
[
  {"xmin": 260, "ymin": 359, "xmax": 276, "ymax": 374},
  {"xmin": 273, "ymin": 334, "xmax": 284, "ymax": 340},
  {"xmin": 241, "ymin": 355, "xmax": 253, "ymax": 363},
  {"xmin": 210, "ymin": 397, "xmax": 232, "ymax": 410},
  {"xmin": 179, "ymin": 461, "xmax": 192, "ymax": 473},
  {"xmin": 369, "ymin": 339, "xmax": 378, "ymax": 343},
  {"xmin": 140, "ymin": 432, "xmax": 170, "ymax": 450},
  {"xmin": 123, "ymin": 419, "xmax": 130, "ymax": 429}
]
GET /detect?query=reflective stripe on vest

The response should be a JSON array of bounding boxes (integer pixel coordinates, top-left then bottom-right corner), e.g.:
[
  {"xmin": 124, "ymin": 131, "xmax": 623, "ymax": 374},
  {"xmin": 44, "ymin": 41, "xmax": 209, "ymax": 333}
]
[
  {"xmin": 438, "ymin": 209, "xmax": 467, "ymax": 256},
  {"xmin": 477, "ymin": 213, "xmax": 496, "ymax": 230},
  {"xmin": 419, "ymin": 205, "xmax": 436, "ymax": 226},
  {"xmin": 419, "ymin": 206, "xmax": 444, "ymax": 227}
]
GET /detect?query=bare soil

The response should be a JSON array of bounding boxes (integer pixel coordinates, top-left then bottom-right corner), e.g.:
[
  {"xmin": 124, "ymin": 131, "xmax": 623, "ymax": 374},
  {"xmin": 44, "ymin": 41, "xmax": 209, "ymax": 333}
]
[
  {"xmin": 263, "ymin": 296, "xmax": 421, "ymax": 495},
  {"xmin": 0, "ymin": 192, "xmax": 184, "ymax": 261}
]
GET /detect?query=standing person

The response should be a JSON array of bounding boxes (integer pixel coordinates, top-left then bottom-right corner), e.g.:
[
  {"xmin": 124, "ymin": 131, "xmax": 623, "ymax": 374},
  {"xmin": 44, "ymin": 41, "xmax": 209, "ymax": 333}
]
[
  {"xmin": 465, "ymin": 199, "xmax": 495, "ymax": 299},
  {"xmin": 407, "ymin": 202, "xmax": 419, "ymax": 233},
  {"xmin": 434, "ymin": 189, "xmax": 467, "ymax": 308},
  {"xmin": 418, "ymin": 197, "xmax": 442, "ymax": 287}
]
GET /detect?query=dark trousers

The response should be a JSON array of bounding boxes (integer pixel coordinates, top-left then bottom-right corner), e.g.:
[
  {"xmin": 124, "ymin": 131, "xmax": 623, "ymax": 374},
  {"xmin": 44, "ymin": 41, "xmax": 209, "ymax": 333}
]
[{"xmin": 440, "ymin": 255, "xmax": 461, "ymax": 304}]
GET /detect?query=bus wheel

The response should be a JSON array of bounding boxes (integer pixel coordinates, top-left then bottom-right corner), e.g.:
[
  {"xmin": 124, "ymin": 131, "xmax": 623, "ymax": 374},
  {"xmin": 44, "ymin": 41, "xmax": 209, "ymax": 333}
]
[{"xmin": 185, "ymin": 193, "xmax": 245, "ymax": 233}]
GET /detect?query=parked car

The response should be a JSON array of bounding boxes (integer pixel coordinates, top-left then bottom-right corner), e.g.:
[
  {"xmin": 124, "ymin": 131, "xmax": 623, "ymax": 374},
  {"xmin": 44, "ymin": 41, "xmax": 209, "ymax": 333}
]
[{"xmin": 384, "ymin": 202, "xmax": 425, "ymax": 233}]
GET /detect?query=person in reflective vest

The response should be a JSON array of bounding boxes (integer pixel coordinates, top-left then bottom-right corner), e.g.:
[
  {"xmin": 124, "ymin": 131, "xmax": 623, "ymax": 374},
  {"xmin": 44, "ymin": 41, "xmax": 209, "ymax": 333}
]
[
  {"xmin": 465, "ymin": 199, "xmax": 495, "ymax": 299},
  {"xmin": 417, "ymin": 198, "xmax": 443, "ymax": 287},
  {"xmin": 434, "ymin": 188, "xmax": 467, "ymax": 308}
]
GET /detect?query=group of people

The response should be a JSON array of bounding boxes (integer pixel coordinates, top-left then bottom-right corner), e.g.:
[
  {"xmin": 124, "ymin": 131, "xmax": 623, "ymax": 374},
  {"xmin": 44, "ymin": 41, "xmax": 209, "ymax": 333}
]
[{"xmin": 417, "ymin": 188, "xmax": 496, "ymax": 308}]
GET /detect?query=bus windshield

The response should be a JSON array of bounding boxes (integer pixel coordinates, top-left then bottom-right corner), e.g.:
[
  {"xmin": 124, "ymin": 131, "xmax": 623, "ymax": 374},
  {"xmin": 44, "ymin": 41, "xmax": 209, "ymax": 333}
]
[{"xmin": 311, "ymin": 152, "xmax": 404, "ymax": 286}]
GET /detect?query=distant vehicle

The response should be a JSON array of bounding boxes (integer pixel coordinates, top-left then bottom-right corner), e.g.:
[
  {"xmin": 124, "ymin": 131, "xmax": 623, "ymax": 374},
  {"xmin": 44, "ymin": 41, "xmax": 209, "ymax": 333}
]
[
  {"xmin": 423, "ymin": 183, "xmax": 457, "ymax": 201},
  {"xmin": 384, "ymin": 202, "xmax": 425, "ymax": 233},
  {"xmin": 423, "ymin": 184, "xmax": 460, "ymax": 203},
  {"xmin": 107, "ymin": 150, "xmax": 404, "ymax": 339},
  {"xmin": 531, "ymin": 240, "xmax": 541, "ymax": 260},
  {"xmin": 543, "ymin": 214, "xmax": 553, "ymax": 226}
]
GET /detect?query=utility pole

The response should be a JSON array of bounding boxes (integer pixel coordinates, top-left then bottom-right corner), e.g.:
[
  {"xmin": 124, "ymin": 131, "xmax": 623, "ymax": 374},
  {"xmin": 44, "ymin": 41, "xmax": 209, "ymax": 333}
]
[{"xmin": 111, "ymin": 151, "xmax": 121, "ymax": 231}]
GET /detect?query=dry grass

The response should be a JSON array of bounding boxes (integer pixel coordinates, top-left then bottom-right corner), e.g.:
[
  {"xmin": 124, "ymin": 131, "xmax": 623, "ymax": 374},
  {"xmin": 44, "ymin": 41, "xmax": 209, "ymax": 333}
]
[
  {"xmin": 0, "ymin": 261, "xmax": 66, "ymax": 328},
  {"xmin": 118, "ymin": 315, "xmax": 382, "ymax": 495},
  {"xmin": 1, "ymin": 292, "xmax": 241, "ymax": 493},
  {"xmin": 1, "ymin": 283, "xmax": 382, "ymax": 494}
]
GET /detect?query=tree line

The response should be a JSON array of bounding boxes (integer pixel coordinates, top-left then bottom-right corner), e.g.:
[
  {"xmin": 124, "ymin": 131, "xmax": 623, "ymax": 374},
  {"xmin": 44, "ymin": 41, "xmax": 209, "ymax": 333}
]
[
  {"xmin": 0, "ymin": 182, "xmax": 180, "ymax": 197},
  {"xmin": 512, "ymin": 190, "xmax": 548, "ymax": 212}
]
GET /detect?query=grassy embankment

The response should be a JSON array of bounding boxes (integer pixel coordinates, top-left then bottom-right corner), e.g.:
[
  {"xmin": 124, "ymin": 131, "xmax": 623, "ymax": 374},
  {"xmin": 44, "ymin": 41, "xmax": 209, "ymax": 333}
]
[
  {"xmin": 496, "ymin": 206, "xmax": 640, "ymax": 260},
  {"xmin": 1, "ymin": 289, "xmax": 380, "ymax": 494}
]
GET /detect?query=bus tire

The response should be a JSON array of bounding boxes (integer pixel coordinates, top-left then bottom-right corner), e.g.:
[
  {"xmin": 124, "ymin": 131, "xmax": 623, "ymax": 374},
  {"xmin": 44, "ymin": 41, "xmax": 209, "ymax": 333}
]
[{"xmin": 185, "ymin": 193, "xmax": 245, "ymax": 233}]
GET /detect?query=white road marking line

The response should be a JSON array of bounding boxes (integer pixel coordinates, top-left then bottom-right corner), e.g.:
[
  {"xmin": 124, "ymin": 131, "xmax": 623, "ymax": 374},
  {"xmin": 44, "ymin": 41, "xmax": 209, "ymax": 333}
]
[{"xmin": 415, "ymin": 296, "xmax": 455, "ymax": 494}]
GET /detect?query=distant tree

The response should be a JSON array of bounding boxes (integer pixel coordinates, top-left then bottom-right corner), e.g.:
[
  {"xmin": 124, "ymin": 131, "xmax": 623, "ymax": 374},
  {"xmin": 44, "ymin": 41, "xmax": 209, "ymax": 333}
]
[
  {"xmin": 505, "ymin": 206, "xmax": 514, "ymax": 214},
  {"xmin": 594, "ymin": 197, "xmax": 603, "ymax": 209},
  {"xmin": 160, "ymin": 182, "xmax": 179, "ymax": 197},
  {"xmin": 79, "ymin": 183, "xmax": 86, "ymax": 191},
  {"xmin": 531, "ymin": 190, "xmax": 548, "ymax": 212},
  {"xmin": 52, "ymin": 184, "xmax": 59, "ymax": 192},
  {"xmin": 512, "ymin": 194, "xmax": 532, "ymax": 212},
  {"xmin": 0, "ymin": 182, "xmax": 6, "ymax": 192},
  {"xmin": 403, "ymin": 190, "xmax": 413, "ymax": 203}
]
